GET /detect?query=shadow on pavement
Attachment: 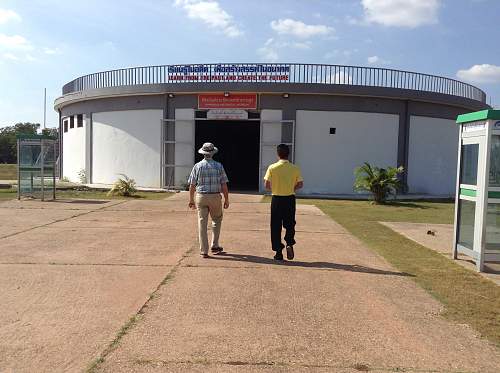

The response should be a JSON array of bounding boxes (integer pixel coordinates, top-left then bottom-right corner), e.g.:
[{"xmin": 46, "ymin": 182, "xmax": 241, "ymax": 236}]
[
  {"xmin": 210, "ymin": 252, "xmax": 413, "ymax": 277},
  {"xmin": 53, "ymin": 199, "xmax": 110, "ymax": 204}
]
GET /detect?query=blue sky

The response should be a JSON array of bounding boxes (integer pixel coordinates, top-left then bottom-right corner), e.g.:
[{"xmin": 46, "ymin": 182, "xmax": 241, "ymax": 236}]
[{"xmin": 1, "ymin": 0, "xmax": 499, "ymax": 128}]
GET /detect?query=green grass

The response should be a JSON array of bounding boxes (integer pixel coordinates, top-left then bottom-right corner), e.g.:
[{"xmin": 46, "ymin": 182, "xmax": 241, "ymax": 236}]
[
  {"xmin": 0, "ymin": 188, "xmax": 172, "ymax": 201},
  {"xmin": 0, "ymin": 164, "xmax": 16, "ymax": 180},
  {"xmin": 56, "ymin": 189, "xmax": 171, "ymax": 200},
  {"xmin": 298, "ymin": 199, "xmax": 500, "ymax": 347},
  {"xmin": 0, "ymin": 189, "xmax": 16, "ymax": 200}
]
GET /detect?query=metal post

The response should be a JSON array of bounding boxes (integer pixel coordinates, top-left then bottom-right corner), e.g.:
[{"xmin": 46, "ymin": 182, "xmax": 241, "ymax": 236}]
[
  {"xmin": 53, "ymin": 140, "xmax": 56, "ymax": 200},
  {"xmin": 17, "ymin": 139, "xmax": 20, "ymax": 200},
  {"xmin": 41, "ymin": 139, "xmax": 45, "ymax": 201},
  {"xmin": 452, "ymin": 125, "xmax": 463, "ymax": 260}
]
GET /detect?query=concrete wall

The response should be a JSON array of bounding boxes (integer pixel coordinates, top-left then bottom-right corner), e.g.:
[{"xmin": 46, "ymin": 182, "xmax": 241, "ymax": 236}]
[
  {"xmin": 62, "ymin": 116, "xmax": 86, "ymax": 182},
  {"xmin": 407, "ymin": 116, "xmax": 459, "ymax": 195},
  {"xmin": 173, "ymin": 108, "xmax": 195, "ymax": 186},
  {"xmin": 92, "ymin": 109, "xmax": 162, "ymax": 187},
  {"xmin": 260, "ymin": 109, "xmax": 283, "ymax": 186},
  {"xmin": 295, "ymin": 110, "xmax": 399, "ymax": 194}
]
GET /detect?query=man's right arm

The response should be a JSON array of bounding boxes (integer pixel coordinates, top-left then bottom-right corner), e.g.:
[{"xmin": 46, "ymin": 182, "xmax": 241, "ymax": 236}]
[
  {"xmin": 264, "ymin": 167, "xmax": 272, "ymax": 191},
  {"xmin": 188, "ymin": 166, "xmax": 197, "ymax": 209},
  {"xmin": 189, "ymin": 184, "xmax": 196, "ymax": 209}
]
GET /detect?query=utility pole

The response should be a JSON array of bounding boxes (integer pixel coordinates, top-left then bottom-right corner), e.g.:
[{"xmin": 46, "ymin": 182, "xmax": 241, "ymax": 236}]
[{"xmin": 43, "ymin": 88, "xmax": 47, "ymax": 130}]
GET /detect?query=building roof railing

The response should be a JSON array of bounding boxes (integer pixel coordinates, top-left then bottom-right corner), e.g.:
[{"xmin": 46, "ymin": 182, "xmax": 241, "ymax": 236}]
[{"xmin": 61, "ymin": 63, "xmax": 486, "ymax": 103}]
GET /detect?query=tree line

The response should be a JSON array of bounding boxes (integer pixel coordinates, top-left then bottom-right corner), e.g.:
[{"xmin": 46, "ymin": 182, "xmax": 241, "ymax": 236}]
[{"xmin": 0, "ymin": 123, "xmax": 58, "ymax": 164}]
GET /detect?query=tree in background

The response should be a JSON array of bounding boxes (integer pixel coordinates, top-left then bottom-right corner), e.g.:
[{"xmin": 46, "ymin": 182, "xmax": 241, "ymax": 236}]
[{"xmin": 0, "ymin": 123, "xmax": 43, "ymax": 163}]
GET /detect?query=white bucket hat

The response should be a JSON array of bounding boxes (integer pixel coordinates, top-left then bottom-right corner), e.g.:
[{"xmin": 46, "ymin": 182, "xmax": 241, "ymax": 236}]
[{"xmin": 198, "ymin": 142, "xmax": 218, "ymax": 155}]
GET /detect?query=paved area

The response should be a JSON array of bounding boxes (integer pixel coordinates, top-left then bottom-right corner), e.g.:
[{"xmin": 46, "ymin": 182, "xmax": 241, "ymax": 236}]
[
  {"xmin": 381, "ymin": 221, "xmax": 500, "ymax": 285},
  {"xmin": 0, "ymin": 194, "xmax": 499, "ymax": 372}
]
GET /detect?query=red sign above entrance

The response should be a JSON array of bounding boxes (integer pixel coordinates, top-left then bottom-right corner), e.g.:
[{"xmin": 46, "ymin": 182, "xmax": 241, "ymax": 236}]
[{"xmin": 198, "ymin": 94, "xmax": 257, "ymax": 110}]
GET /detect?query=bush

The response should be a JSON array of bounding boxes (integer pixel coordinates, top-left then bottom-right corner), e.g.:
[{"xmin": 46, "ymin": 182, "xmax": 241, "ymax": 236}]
[
  {"xmin": 108, "ymin": 174, "xmax": 137, "ymax": 197},
  {"xmin": 77, "ymin": 169, "xmax": 87, "ymax": 184},
  {"xmin": 354, "ymin": 162, "xmax": 405, "ymax": 204}
]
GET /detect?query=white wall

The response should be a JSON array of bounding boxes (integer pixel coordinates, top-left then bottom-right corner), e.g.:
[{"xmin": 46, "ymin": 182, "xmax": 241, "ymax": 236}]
[
  {"xmin": 260, "ymin": 109, "xmax": 283, "ymax": 187},
  {"xmin": 62, "ymin": 116, "xmax": 86, "ymax": 182},
  {"xmin": 295, "ymin": 110, "xmax": 399, "ymax": 194},
  {"xmin": 92, "ymin": 109, "xmax": 162, "ymax": 187},
  {"xmin": 174, "ymin": 108, "xmax": 195, "ymax": 186},
  {"xmin": 407, "ymin": 116, "xmax": 459, "ymax": 195}
]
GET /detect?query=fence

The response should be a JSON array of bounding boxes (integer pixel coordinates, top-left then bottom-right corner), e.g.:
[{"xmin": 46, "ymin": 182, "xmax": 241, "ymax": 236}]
[{"xmin": 62, "ymin": 63, "xmax": 486, "ymax": 103}]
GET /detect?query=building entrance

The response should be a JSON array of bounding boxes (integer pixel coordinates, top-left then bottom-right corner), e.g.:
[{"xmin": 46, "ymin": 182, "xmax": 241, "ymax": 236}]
[{"xmin": 195, "ymin": 120, "xmax": 260, "ymax": 190}]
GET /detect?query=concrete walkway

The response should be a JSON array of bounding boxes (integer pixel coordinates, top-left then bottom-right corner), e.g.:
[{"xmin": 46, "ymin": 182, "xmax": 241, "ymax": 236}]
[{"xmin": 1, "ymin": 194, "xmax": 499, "ymax": 372}]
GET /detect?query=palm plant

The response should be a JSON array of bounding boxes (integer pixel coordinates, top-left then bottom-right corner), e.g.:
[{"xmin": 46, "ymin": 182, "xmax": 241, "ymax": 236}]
[
  {"xmin": 107, "ymin": 174, "xmax": 137, "ymax": 197},
  {"xmin": 354, "ymin": 162, "xmax": 405, "ymax": 204}
]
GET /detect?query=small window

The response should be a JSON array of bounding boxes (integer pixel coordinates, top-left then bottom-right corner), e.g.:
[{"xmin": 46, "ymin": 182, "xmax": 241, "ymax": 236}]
[
  {"xmin": 77, "ymin": 114, "xmax": 83, "ymax": 128},
  {"xmin": 70, "ymin": 116, "xmax": 75, "ymax": 129},
  {"xmin": 63, "ymin": 120, "xmax": 68, "ymax": 133},
  {"xmin": 329, "ymin": 128, "xmax": 336, "ymax": 134}
]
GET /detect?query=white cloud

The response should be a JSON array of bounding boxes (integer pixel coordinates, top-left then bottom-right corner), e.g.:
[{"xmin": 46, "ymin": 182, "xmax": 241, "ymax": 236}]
[
  {"xmin": 257, "ymin": 38, "xmax": 279, "ymax": 62},
  {"xmin": 2, "ymin": 52, "xmax": 19, "ymax": 61},
  {"xmin": 174, "ymin": 0, "xmax": 242, "ymax": 37},
  {"xmin": 283, "ymin": 41, "xmax": 312, "ymax": 50},
  {"xmin": 0, "ymin": 8, "xmax": 21, "ymax": 24},
  {"xmin": 0, "ymin": 34, "xmax": 32, "ymax": 50},
  {"xmin": 321, "ymin": 72, "xmax": 353, "ymax": 84},
  {"xmin": 257, "ymin": 38, "xmax": 312, "ymax": 62},
  {"xmin": 324, "ymin": 49, "xmax": 358, "ymax": 63},
  {"xmin": 367, "ymin": 55, "xmax": 390, "ymax": 65},
  {"xmin": 457, "ymin": 64, "xmax": 500, "ymax": 84},
  {"xmin": 361, "ymin": 0, "xmax": 440, "ymax": 28},
  {"xmin": 270, "ymin": 18, "xmax": 334, "ymax": 39},
  {"xmin": 43, "ymin": 47, "xmax": 62, "ymax": 55}
]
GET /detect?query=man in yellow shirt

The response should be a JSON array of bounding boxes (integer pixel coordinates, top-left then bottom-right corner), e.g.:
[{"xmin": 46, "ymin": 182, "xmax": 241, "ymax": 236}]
[{"xmin": 264, "ymin": 144, "xmax": 303, "ymax": 261}]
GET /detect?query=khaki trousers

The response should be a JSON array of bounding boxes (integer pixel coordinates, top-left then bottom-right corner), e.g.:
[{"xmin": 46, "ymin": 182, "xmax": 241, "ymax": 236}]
[{"xmin": 195, "ymin": 193, "xmax": 223, "ymax": 254}]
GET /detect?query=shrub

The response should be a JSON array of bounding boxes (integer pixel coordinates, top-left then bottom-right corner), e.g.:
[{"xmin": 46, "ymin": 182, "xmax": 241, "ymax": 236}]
[
  {"xmin": 77, "ymin": 169, "xmax": 86, "ymax": 184},
  {"xmin": 108, "ymin": 174, "xmax": 137, "ymax": 197},
  {"xmin": 354, "ymin": 162, "xmax": 405, "ymax": 204}
]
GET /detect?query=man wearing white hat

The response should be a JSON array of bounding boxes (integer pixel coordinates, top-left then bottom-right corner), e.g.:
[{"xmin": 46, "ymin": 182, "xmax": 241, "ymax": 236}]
[{"xmin": 188, "ymin": 142, "xmax": 230, "ymax": 258}]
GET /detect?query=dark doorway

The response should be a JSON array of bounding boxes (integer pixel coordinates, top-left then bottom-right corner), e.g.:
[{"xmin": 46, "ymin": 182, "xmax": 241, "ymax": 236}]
[{"xmin": 195, "ymin": 120, "xmax": 260, "ymax": 190}]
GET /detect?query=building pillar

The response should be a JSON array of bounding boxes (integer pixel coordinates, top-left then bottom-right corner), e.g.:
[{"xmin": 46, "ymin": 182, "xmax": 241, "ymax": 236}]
[{"xmin": 397, "ymin": 100, "xmax": 410, "ymax": 189}]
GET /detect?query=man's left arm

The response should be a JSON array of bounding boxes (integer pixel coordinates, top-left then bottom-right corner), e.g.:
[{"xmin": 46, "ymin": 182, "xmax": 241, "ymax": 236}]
[{"xmin": 220, "ymin": 166, "xmax": 230, "ymax": 209}]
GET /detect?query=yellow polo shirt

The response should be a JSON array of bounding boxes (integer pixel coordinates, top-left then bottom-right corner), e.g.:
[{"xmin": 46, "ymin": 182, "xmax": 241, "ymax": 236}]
[{"xmin": 264, "ymin": 160, "xmax": 303, "ymax": 196}]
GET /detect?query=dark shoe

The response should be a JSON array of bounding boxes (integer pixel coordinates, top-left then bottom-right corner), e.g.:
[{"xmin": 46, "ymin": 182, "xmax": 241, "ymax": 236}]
[
  {"xmin": 211, "ymin": 246, "xmax": 224, "ymax": 254},
  {"xmin": 201, "ymin": 253, "xmax": 209, "ymax": 258},
  {"xmin": 273, "ymin": 251, "xmax": 284, "ymax": 261},
  {"xmin": 286, "ymin": 245, "xmax": 294, "ymax": 260}
]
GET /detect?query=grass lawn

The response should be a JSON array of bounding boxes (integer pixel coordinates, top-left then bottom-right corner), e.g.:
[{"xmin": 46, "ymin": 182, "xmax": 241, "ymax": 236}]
[
  {"xmin": 299, "ymin": 199, "xmax": 500, "ymax": 347},
  {"xmin": 0, "ymin": 188, "xmax": 172, "ymax": 201},
  {"xmin": 0, "ymin": 164, "xmax": 16, "ymax": 180}
]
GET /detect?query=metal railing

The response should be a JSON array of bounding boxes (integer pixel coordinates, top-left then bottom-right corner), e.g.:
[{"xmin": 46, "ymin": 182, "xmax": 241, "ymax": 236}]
[{"xmin": 62, "ymin": 63, "xmax": 486, "ymax": 103}]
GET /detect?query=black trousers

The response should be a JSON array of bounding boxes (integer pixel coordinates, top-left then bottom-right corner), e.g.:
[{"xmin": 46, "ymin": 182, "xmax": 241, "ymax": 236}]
[{"xmin": 270, "ymin": 195, "xmax": 296, "ymax": 251}]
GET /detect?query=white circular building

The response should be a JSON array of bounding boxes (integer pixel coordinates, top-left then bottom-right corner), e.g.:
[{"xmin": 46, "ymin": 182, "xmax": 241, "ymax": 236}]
[{"xmin": 54, "ymin": 63, "xmax": 488, "ymax": 196}]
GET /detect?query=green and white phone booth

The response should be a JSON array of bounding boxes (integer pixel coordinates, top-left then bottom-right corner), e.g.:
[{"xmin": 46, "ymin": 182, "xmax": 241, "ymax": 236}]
[{"xmin": 453, "ymin": 110, "xmax": 500, "ymax": 271}]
